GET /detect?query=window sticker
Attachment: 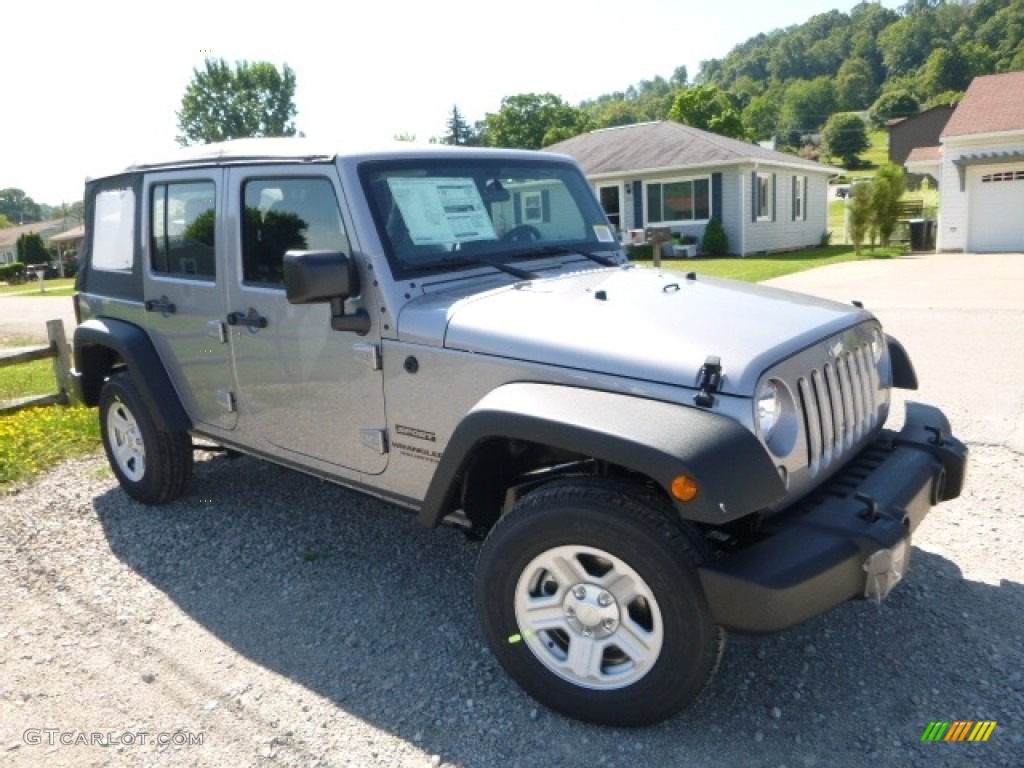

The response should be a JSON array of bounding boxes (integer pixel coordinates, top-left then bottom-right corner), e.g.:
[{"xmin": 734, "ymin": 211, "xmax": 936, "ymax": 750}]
[
  {"xmin": 388, "ymin": 177, "xmax": 497, "ymax": 245},
  {"xmin": 593, "ymin": 224, "xmax": 615, "ymax": 242}
]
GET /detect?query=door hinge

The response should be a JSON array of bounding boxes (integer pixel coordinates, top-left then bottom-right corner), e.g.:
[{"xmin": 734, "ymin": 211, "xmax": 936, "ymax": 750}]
[
  {"xmin": 216, "ymin": 389, "xmax": 236, "ymax": 413},
  {"xmin": 353, "ymin": 343, "xmax": 382, "ymax": 371},
  {"xmin": 360, "ymin": 428, "xmax": 388, "ymax": 454},
  {"xmin": 207, "ymin": 320, "xmax": 228, "ymax": 344}
]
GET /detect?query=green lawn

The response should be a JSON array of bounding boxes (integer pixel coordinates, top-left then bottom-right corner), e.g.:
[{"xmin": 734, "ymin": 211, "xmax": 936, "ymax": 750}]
[
  {"xmin": 0, "ymin": 277, "xmax": 77, "ymax": 296},
  {"xmin": 631, "ymin": 243, "xmax": 903, "ymax": 281}
]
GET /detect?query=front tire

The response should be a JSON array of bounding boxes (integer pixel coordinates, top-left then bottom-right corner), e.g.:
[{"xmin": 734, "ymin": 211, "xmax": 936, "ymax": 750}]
[
  {"xmin": 99, "ymin": 373, "xmax": 193, "ymax": 505},
  {"xmin": 474, "ymin": 479, "xmax": 724, "ymax": 726}
]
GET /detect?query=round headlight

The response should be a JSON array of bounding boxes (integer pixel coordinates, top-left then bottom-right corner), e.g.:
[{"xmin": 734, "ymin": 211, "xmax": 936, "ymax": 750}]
[{"xmin": 757, "ymin": 380, "xmax": 780, "ymax": 439}]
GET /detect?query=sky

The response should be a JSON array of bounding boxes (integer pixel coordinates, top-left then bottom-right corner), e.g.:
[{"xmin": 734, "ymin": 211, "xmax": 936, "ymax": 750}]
[{"xmin": 2, "ymin": 0, "xmax": 905, "ymax": 207}]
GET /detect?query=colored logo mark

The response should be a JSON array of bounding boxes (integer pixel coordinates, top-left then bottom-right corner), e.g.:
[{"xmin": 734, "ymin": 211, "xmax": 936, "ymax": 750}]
[{"xmin": 920, "ymin": 721, "xmax": 997, "ymax": 742}]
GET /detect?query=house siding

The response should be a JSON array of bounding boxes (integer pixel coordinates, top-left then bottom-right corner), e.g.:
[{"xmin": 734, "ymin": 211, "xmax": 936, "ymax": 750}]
[
  {"xmin": 938, "ymin": 135, "xmax": 1024, "ymax": 252},
  {"xmin": 740, "ymin": 165, "xmax": 827, "ymax": 254}
]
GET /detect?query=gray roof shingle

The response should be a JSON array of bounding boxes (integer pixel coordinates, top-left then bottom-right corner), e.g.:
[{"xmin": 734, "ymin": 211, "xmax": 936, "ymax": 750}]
[{"xmin": 545, "ymin": 121, "xmax": 833, "ymax": 176}]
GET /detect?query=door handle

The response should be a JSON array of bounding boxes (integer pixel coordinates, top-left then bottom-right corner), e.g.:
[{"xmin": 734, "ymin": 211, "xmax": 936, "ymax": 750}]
[
  {"xmin": 144, "ymin": 296, "xmax": 176, "ymax": 314},
  {"xmin": 227, "ymin": 309, "xmax": 268, "ymax": 329}
]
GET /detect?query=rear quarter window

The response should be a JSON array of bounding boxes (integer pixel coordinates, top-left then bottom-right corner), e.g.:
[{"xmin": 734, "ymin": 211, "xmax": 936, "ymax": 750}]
[{"xmin": 91, "ymin": 187, "xmax": 136, "ymax": 272}]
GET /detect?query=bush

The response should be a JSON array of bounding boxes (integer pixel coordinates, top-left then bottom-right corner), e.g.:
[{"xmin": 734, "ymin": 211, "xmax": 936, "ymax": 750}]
[
  {"xmin": 626, "ymin": 244, "xmax": 654, "ymax": 261},
  {"xmin": 702, "ymin": 218, "xmax": 729, "ymax": 255},
  {"xmin": 0, "ymin": 261, "xmax": 27, "ymax": 284}
]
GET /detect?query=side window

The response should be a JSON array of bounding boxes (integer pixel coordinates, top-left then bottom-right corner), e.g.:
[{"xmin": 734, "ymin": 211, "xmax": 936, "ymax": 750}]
[
  {"xmin": 91, "ymin": 187, "xmax": 136, "ymax": 272},
  {"xmin": 242, "ymin": 177, "xmax": 349, "ymax": 285},
  {"xmin": 151, "ymin": 181, "xmax": 216, "ymax": 279}
]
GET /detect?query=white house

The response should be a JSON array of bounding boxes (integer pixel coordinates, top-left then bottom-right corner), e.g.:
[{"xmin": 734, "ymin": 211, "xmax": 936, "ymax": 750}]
[
  {"xmin": 545, "ymin": 121, "xmax": 836, "ymax": 256},
  {"xmin": 905, "ymin": 70, "xmax": 1024, "ymax": 252}
]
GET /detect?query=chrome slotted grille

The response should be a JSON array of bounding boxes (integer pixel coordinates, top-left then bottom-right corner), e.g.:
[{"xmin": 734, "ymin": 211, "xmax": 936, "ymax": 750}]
[{"xmin": 797, "ymin": 337, "xmax": 883, "ymax": 476}]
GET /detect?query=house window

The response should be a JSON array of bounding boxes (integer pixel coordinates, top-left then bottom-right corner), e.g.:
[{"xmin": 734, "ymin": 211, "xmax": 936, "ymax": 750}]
[
  {"xmin": 980, "ymin": 171, "xmax": 1024, "ymax": 182},
  {"xmin": 756, "ymin": 173, "xmax": 773, "ymax": 221},
  {"xmin": 792, "ymin": 176, "xmax": 807, "ymax": 221},
  {"xmin": 522, "ymin": 192, "xmax": 543, "ymax": 223},
  {"xmin": 646, "ymin": 177, "xmax": 710, "ymax": 223},
  {"xmin": 91, "ymin": 187, "xmax": 136, "ymax": 272}
]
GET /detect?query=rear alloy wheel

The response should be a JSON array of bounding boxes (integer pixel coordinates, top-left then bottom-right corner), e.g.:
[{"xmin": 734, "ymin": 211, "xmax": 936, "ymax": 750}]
[
  {"xmin": 475, "ymin": 479, "xmax": 724, "ymax": 726},
  {"xmin": 99, "ymin": 373, "xmax": 193, "ymax": 505}
]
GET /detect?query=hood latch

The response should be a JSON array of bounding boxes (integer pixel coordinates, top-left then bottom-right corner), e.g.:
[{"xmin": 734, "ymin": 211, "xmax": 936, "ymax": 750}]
[{"xmin": 694, "ymin": 356, "xmax": 722, "ymax": 408}]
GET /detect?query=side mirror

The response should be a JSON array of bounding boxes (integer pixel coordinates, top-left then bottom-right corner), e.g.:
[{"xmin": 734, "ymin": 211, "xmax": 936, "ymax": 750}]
[
  {"xmin": 283, "ymin": 250, "xmax": 358, "ymax": 304},
  {"xmin": 282, "ymin": 250, "xmax": 370, "ymax": 335}
]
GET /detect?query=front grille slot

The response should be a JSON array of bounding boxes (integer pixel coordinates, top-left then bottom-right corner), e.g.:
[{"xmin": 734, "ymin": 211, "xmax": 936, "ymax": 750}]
[{"xmin": 797, "ymin": 339, "xmax": 883, "ymax": 476}]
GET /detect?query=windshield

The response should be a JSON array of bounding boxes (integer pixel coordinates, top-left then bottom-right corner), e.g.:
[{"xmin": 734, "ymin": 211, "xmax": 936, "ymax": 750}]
[{"xmin": 359, "ymin": 157, "xmax": 619, "ymax": 276}]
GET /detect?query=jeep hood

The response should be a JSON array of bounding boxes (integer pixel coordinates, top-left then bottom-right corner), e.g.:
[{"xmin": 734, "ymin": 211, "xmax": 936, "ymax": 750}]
[{"xmin": 399, "ymin": 267, "xmax": 872, "ymax": 396}]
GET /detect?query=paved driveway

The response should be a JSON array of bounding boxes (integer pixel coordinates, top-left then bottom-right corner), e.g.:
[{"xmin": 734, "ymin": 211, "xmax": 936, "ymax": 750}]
[
  {"xmin": 765, "ymin": 251, "xmax": 1024, "ymax": 452},
  {"xmin": 0, "ymin": 293, "xmax": 77, "ymax": 343}
]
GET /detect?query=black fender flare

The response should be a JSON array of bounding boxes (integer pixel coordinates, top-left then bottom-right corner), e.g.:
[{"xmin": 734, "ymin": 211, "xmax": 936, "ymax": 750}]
[
  {"xmin": 417, "ymin": 382, "xmax": 786, "ymax": 528},
  {"xmin": 73, "ymin": 318, "xmax": 191, "ymax": 433},
  {"xmin": 886, "ymin": 334, "xmax": 918, "ymax": 390}
]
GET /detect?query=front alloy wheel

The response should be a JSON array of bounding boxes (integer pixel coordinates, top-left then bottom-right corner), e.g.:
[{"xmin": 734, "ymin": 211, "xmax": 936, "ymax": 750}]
[
  {"xmin": 475, "ymin": 479, "xmax": 724, "ymax": 726},
  {"xmin": 514, "ymin": 544, "xmax": 663, "ymax": 691}
]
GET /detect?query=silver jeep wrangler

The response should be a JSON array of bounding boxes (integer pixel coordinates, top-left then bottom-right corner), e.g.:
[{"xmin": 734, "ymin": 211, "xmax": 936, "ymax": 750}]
[{"xmin": 71, "ymin": 138, "xmax": 967, "ymax": 726}]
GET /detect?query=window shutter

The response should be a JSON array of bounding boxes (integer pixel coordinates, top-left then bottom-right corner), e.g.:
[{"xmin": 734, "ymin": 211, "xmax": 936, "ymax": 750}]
[
  {"xmin": 541, "ymin": 190, "xmax": 551, "ymax": 223},
  {"xmin": 792, "ymin": 176, "xmax": 798, "ymax": 221},
  {"xmin": 753, "ymin": 171, "xmax": 761, "ymax": 222},
  {"xmin": 803, "ymin": 176, "xmax": 808, "ymax": 220},
  {"xmin": 711, "ymin": 172, "xmax": 722, "ymax": 221},
  {"xmin": 513, "ymin": 192, "xmax": 522, "ymax": 225},
  {"xmin": 771, "ymin": 174, "xmax": 777, "ymax": 222}
]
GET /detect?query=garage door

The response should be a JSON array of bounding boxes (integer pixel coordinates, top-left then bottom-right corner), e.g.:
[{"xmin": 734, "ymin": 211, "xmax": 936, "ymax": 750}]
[{"xmin": 968, "ymin": 166, "xmax": 1024, "ymax": 252}]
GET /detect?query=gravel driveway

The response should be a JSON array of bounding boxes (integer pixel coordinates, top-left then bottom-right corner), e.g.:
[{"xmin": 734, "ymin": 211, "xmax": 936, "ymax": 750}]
[{"xmin": 2, "ymin": 253, "xmax": 1022, "ymax": 767}]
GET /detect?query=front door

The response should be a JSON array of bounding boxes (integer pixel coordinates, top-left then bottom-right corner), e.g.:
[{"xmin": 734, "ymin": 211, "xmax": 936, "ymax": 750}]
[
  {"xmin": 224, "ymin": 166, "xmax": 388, "ymax": 475},
  {"xmin": 143, "ymin": 170, "xmax": 237, "ymax": 431},
  {"xmin": 599, "ymin": 184, "xmax": 622, "ymax": 233}
]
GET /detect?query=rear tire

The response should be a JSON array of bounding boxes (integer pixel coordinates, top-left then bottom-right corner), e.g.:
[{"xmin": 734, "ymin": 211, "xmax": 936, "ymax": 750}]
[
  {"xmin": 474, "ymin": 478, "xmax": 724, "ymax": 726},
  {"xmin": 99, "ymin": 373, "xmax": 192, "ymax": 505}
]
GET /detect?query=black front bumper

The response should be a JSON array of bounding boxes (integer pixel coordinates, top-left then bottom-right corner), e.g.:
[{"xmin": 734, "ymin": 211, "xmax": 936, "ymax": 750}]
[{"xmin": 698, "ymin": 402, "xmax": 968, "ymax": 633}]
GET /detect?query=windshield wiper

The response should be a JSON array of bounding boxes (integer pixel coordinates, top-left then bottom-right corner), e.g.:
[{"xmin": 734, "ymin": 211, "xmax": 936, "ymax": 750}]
[
  {"xmin": 417, "ymin": 256, "xmax": 540, "ymax": 280},
  {"xmin": 502, "ymin": 244, "xmax": 620, "ymax": 267}
]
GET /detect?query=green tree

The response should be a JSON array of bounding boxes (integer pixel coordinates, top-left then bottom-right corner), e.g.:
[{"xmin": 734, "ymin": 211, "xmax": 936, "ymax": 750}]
[
  {"xmin": 780, "ymin": 77, "xmax": 836, "ymax": 135},
  {"xmin": 835, "ymin": 57, "xmax": 876, "ymax": 111},
  {"xmin": 668, "ymin": 85, "xmax": 748, "ymax": 139},
  {"xmin": 870, "ymin": 163, "xmax": 907, "ymax": 246},
  {"xmin": 480, "ymin": 93, "xmax": 589, "ymax": 150},
  {"xmin": 868, "ymin": 90, "xmax": 919, "ymax": 128},
  {"xmin": 0, "ymin": 188, "xmax": 41, "ymax": 224},
  {"xmin": 920, "ymin": 46, "xmax": 972, "ymax": 99},
  {"xmin": 847, "ymin": 181, "xmax": 874, "ymax": 254},
  {"xmin": 743, "ymin": 93, "xmax": 781, "ymax": 141},
  {"xmin": 0, "ymin": 213, "xmax": 12, "ymax": 229},
  {"xmin": 442, "ymin": 105, "xmax": 477, "ymax": 146},
  {"xmin": 176, "ymin": 58, "xmax": 298, "ymax": 146},
  {"xmin": 16, "ymin": 232, "xmax": 50, "ymax": 264},
  {"xmin": 822, "ymin": 113, "xmax": 870, "ymax": 167}
]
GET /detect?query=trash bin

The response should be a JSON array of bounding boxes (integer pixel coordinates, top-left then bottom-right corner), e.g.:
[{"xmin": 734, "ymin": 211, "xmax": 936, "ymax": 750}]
[
  {"xmin": 924, "ymin": 219, "xmax": 936, "ymax": 250},
  {"xmin": 908, "ymin": 219, "xmax": 926, "ymax": 251}
]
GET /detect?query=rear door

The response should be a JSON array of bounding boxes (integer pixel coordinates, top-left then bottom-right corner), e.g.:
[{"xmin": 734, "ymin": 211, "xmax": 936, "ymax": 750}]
[
  {"xmin": 224, "ymin": 165, "xmax": 388, "ymax": 474},
  {"xmin": 143, "ymin": 170, "xmax": 237, "ymax": 430}
]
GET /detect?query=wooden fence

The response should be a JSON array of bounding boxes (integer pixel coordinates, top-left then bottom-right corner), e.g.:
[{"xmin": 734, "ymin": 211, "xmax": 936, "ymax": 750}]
[{"xmin": 0, "ymin": 319, "xmax": 76, "ymax": 415}]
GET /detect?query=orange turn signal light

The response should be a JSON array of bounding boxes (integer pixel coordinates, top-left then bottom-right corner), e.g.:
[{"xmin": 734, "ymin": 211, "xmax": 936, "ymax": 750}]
[{"xmin": 670, "ymin": 475, "xmax": 699, "ymax": 502}]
